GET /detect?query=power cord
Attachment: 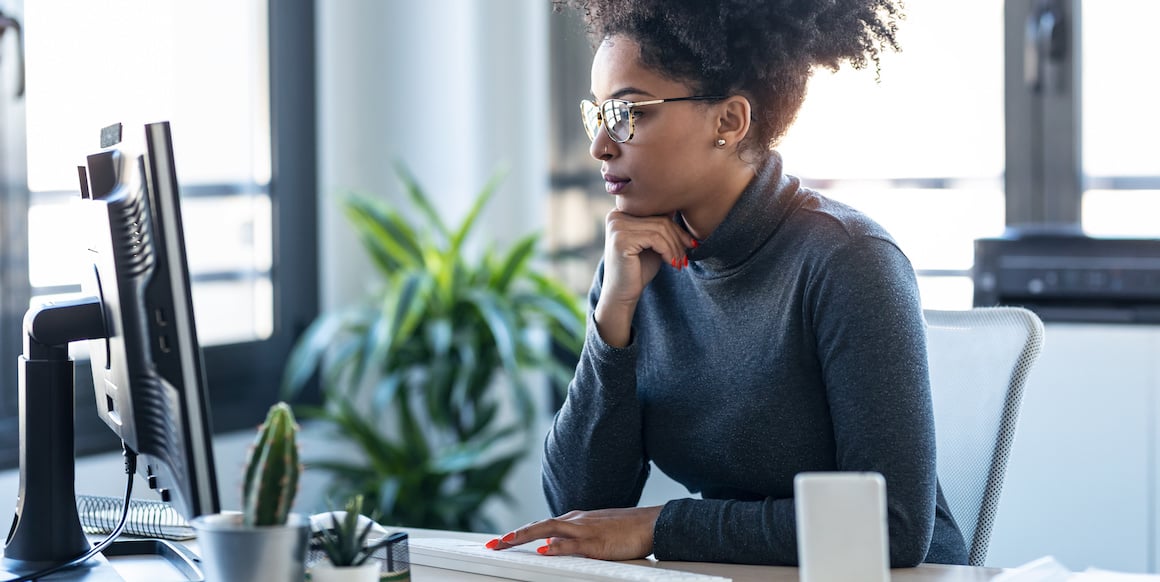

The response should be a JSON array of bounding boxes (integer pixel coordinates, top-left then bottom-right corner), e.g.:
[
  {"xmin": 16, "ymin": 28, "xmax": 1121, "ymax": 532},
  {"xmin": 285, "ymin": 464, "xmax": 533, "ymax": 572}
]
[{"xmin": 3, "ymin": 443, "xmax": 138, "ymax": 582}]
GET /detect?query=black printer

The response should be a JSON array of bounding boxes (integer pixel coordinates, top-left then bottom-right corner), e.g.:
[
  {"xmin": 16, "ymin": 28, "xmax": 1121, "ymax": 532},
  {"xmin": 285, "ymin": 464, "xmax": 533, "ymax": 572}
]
[{"xmin": 973, "ymin": 231, "xmax": 1160, "ymax": 323}]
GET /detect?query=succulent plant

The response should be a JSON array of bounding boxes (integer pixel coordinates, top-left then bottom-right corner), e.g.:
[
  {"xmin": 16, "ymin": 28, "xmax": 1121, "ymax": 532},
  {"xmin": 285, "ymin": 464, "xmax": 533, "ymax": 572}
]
[
  {"xmin": 242, "ymin": 402, "xmax": 301, "ymax": 527},
  {"xmin": 315, "ymin": 495, "xmax": 391, "ymax": 567}
]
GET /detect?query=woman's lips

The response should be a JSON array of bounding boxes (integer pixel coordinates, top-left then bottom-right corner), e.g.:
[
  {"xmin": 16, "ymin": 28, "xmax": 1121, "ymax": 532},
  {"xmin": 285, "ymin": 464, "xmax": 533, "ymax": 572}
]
[{"xmin": 603, "ymin": 174, "xmax": 630, "ymax": 194}]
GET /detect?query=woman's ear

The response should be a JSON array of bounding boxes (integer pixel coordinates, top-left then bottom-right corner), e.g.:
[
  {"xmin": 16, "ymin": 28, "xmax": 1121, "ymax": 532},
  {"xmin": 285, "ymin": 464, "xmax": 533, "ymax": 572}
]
[{"xmin": 714, "ymin": 95, "xmax": 752, "ymax": 149}]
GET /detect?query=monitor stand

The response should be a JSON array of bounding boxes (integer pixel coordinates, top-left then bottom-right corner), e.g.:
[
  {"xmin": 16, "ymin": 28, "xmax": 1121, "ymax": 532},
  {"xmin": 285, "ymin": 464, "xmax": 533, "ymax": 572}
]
[{"xmin": 3, "ymin": 297, "xmax": 202, "ymax": 581}]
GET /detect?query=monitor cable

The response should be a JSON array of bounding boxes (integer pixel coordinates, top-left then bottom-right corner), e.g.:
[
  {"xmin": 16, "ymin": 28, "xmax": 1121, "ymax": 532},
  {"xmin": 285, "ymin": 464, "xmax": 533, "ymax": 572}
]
[{"xmin": 3, "ymin": 443, "xmax": 138, "ymax": 582}]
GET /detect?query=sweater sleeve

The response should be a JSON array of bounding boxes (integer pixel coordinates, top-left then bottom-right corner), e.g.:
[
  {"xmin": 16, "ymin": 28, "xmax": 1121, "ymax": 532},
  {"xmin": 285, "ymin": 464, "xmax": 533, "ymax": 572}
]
[
  {"xmin": 652, "ymin": 236, "xmax": 935, "ymax": 567},
  {"xmin": 542, "ymin": 262, "xmax": 651, "ymax": 514},
  {"xmin": 810, "ymin": 236, "xmax": 935, "ymax": 566}
]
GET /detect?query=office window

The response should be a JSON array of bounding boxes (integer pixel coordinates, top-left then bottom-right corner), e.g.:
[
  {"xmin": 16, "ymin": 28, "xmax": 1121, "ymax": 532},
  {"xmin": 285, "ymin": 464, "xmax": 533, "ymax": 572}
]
[
  {"xmin": 0, "ymin": 0, "xmax": 317, "ymax": 466},
  {"xmin": 23, "ymin": 0, "xmax": 273, "ymax": 345},
  {"xmin": 777, "ymin": 0, "xmax": 1005, "ymax": 309},
  {"xmin": 1080, "ymin": 0, "xmax": 1160, "ymax": 238}
]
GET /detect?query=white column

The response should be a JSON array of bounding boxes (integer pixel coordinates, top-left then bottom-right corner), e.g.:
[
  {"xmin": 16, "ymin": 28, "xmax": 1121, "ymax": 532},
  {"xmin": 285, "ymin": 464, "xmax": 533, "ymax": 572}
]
[{"xmin": 316, "ymin": 0, "xmax": 549, "ymax": 311}]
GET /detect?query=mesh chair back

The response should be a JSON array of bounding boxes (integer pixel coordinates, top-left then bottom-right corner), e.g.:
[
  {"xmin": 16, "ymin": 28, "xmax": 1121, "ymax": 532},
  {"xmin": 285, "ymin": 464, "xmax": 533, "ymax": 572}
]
[{"xmin": 925, "ymin": 307, "xmax": 1044, "ymax": 567}]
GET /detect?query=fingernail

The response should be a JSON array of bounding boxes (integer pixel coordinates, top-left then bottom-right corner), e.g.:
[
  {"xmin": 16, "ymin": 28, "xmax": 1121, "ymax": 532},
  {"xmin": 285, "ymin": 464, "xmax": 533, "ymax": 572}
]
[
  {"xmin": 486, "ymin": 538, "xmax": 500, "ymax": 549},
  {"xmin": 502, "ymin": 532, "xmax": 516, "ymax": 543},
  {"xmin": 691, "ymin": 239, "xmax": 699, "ymax": 248},
  {"xmin": 537, "ymin": 545, "xmax": 550, "ymax": 555},
  {"xmin": 683, "ymin": 256, "xmax": 689, "ymax": 267},
  {"xmin": 671, "ymin": 257, "xmax": 678, "ymax": 268}
]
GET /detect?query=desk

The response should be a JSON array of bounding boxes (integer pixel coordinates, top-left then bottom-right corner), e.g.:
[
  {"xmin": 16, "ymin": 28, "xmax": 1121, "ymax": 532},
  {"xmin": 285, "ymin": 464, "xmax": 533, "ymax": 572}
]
[
  {"xmin": 403, "ymin": 528, "xmax": 1007, "ymax": 582},
  {"xmin": 0, "ymin": 528, "xmax": 1007, "ymax": 581}
]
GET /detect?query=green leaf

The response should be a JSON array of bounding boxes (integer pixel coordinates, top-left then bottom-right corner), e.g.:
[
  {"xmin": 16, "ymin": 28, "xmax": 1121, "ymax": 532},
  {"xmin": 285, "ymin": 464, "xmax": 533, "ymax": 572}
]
[
  {"xmin": 470, "ymin": 424, "xmax": 522, "ymax": 455},
  {"xmin": 463, "ymin": 289, "xmax": 520, "ymax": 378},
  {"xmin": 420, "ymin": 318, "xmax": 455, "ymax": 425},
  {"xmin": 370, "ymin": 372, "xmax": 405, "ymax": 415},
  {"xmin": 449, "ymin": 339, "xmax": 478, "ymax": 415},
  {"xmin": 464, "ymin": 452, "xmax": 522, "ymax": 494},
  {"xmin": 280, "ymin": 310, "xmax": 348, "ymax": 399},
  {"xmin": 458, "ymin": 291, "xmax": 534, "ymax": 423},
  {"xmin": 344, "ymin": 195, "xmax": 426, "ymax": 272},
  {"xmin": 395, "ymin": 273, "xmax": 435, "ymax": 344},
  {"xmin": 374, "ymin": 478, "xmax": 402, "ymax": 521},
  {"xmin": 365, "ymin": 273, "xmax": 428, "ymax": 376},
  {"xmin": 490, "ymin": 232, "xmax": 539, "ymax": 292},
  {"xmin": 394, "ymin": 388, "xmax": 431, "ymax": 464},
  {"xmin": 468, "ymin": 400, "xmax": 499, "ymax": 437},
  {"xmin": 325, "ymin": 401, "xmax": 409, "ymax": 475},
  {"xmin": 527, "ymin": 271, "xmax": 585, "ymax": 323},
  {"xmin": 323, "ymin": 332, "xmax": 367, "ymax": 399},
  {"xmin": 511, "ymin": 291, "xmax": 585, "ymax": 349},
  {"xmin": 392, "ymin": 161, "xmax": 449, "ymax": 240},
  {"xmin": 448, "ymin": 168, "xmax": 506, "ymax": 259},
  {"xmin": 425, "ymin": 318, "xmax": 453, "ymax": 357}
]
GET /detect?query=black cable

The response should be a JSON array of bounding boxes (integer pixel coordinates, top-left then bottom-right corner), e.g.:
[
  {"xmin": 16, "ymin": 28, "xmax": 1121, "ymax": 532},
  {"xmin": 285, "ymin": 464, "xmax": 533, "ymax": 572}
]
[{"xmin": 3, "ymin": 443, "xmax": 138, "ymax": 582}]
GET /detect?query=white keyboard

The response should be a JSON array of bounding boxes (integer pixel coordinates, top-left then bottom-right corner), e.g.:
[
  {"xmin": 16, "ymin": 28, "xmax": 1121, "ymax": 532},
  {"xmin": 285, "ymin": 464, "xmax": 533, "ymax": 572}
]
[{"xmin": 406, "ymin": 537, "xmax": 732, "ymax": 582}]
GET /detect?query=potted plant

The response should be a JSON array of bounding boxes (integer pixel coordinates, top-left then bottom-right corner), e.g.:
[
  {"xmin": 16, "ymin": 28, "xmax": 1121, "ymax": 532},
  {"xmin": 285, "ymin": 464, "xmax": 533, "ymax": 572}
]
[
  {"xmin": 308, "ymin": 495, "xmax": 394, "ymax": 582},
  {"xmin": 282, "ymin": 163, "xmax": 584, "ymax": 532},
  {"xmin": 191, "ymin": 402, "xmax": 311, "ymax": 582}
]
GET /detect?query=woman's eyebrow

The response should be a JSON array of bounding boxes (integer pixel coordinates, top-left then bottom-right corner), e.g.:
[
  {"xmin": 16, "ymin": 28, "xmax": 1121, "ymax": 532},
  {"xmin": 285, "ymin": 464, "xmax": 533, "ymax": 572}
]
[
  {"xmin": 590, "ymin": 86, "xmax": 657, "ymax": 101},
  {"xmin": 612, "ymin": 87, "xmax": 654, "ymax": 99}
]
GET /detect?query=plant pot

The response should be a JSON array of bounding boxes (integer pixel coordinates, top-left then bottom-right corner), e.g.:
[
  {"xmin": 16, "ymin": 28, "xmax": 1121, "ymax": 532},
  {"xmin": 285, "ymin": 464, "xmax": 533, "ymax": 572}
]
[
  {"xmin": 308, "ymin": 562, "xmax": 381, "ymax": 582},
  {"xmin": 191, "ymin": 511, "xmax": 311, "ymax": 582}
]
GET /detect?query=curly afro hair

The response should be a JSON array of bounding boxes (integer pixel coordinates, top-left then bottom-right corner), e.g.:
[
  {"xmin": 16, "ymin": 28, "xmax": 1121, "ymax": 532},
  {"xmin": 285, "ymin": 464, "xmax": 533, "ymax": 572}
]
[{"xmin": 556, "ymin": 0, "xmax": 904, "ymax": 153}]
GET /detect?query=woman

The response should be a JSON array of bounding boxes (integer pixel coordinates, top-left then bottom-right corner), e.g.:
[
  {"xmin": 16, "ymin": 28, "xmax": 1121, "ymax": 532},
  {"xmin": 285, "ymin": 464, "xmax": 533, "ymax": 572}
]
[{"xmin": 489, "ymin": 0, "xmax": 968, "ymax": 566}]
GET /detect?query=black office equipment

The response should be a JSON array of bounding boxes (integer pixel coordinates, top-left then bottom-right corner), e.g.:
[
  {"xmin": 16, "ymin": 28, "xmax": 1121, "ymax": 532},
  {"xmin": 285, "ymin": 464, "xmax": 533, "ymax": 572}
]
[
  {"xmin": 3, "ymin": 122, "xmax": 220, "ymax": 577},
  {"xmin": 973, "ymin": 232, "xmax": 1160, "ymax": 323}
]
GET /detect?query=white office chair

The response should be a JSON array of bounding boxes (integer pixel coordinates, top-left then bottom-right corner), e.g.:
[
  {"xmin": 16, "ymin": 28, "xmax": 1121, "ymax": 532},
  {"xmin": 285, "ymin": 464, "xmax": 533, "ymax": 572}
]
[{"xmin": 925, "ymin": 307, "xmax": 1045, "ymax": 567}]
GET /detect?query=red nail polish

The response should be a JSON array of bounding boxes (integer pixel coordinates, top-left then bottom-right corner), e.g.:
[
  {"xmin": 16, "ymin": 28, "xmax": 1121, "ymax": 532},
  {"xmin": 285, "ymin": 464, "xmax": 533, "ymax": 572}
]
[
  {"xmin": 683, "ymin": 256, "xmax": 689, "ymax": 267},
  {"xmin": 671, "ymin": 257, "xmax": 678, "ymax": 268},
  {"xmin": 537, "ymin": 545, "xmax": 550, "ymax": 555},
  {"xmin": 691, "ymin": 239, "xmax": 699, "ymax": 248},
  {"xmin": 502, "ymin": 532, "xmax": 516, "ymax": 543},
  {"xmin": 486, "ymin": 539, "xmax": 500, "ymax": 549}
]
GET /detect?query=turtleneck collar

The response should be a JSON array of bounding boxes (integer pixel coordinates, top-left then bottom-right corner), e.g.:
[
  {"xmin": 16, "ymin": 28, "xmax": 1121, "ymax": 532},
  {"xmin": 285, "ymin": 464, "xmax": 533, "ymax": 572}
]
[{"xmin": 683, "ymin": 151, "xmax": 803, "ymax": 275}]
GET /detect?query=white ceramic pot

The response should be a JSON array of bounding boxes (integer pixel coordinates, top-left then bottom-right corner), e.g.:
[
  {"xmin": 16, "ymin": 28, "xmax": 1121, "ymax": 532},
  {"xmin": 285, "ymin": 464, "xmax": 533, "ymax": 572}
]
[
  {"xmin": 191, "ymin": 512, "xmax": 311, "ymax": 582},
  {"xmin": 308, "ymin": 562, "xmax": 381, "ymax": 582}
]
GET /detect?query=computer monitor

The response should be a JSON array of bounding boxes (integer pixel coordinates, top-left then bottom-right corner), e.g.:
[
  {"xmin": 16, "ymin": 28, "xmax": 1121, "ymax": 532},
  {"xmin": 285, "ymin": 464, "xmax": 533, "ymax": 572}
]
[
  {"xmin": 81, "ymin": 121, "xmax": 220, "ymax": 521},
  {"xmin": 4, "ymin": 121, "xmax": 220, "ymax": 571}
]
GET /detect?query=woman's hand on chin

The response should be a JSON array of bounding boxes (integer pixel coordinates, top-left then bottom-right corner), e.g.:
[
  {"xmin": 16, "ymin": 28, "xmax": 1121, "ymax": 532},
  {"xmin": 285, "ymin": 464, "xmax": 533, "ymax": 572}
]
[
  {"xmin": 486, "ymin": 505, "xmax": 665, "ymax": 561},
  {"xmin": 601, "ymin": 210, "xmax": 691, "ymax": 299},
  {"xmin": 594, "ymin": 210, "xmax": 695, "ymax": 347}
]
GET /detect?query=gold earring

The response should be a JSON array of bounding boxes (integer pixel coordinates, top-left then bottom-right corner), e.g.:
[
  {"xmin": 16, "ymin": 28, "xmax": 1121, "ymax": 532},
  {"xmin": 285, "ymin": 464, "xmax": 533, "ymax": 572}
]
[{"xmin": 715, "ymin": 139, "xmax": 726, "ymax": 147}]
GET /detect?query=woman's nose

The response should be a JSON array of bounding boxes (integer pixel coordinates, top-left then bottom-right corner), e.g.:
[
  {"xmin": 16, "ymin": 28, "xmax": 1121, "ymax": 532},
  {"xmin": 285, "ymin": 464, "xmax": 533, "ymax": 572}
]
[{"xmin": 588, "ymin": 129, "xmax": 618, "ymax": 161}]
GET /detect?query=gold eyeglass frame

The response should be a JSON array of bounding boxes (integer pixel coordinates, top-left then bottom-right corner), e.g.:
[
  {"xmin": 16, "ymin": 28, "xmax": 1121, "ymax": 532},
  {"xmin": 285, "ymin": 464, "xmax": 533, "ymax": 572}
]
[{"xmin": 580, "ymin": 96, "xmax": 727, "ymax": 143}]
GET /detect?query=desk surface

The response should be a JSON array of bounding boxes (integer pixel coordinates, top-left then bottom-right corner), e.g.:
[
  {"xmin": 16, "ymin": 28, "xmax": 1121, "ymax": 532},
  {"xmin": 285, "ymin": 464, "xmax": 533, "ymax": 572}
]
[
  {"xmin": 404, "ymin": 529, "xmax": 1007, "ymax": 582},
  {"xmin": 0, "ymin": 528, "xmax": 1008, "ymax": 581}
]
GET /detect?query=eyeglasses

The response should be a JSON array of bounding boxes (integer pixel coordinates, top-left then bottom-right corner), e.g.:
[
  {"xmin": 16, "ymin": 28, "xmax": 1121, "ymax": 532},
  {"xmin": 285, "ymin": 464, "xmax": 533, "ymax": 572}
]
[{"xmin": 580, "ymin": 95, "xmax": 727, "ymax": 143}]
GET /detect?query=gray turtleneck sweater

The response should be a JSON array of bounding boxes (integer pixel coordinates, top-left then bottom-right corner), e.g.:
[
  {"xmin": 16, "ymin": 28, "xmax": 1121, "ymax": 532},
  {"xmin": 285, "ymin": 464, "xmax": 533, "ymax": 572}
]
[{"xmin": 542, "ymin": 153, "xmax": 967, "ymax": 566}]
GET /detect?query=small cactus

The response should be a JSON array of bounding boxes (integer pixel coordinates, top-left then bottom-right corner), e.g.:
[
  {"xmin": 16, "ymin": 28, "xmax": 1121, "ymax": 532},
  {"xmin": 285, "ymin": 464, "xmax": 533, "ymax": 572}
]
[{"xmin": 242, "ymin": 402, "xmax": 301, "ymax": 527}]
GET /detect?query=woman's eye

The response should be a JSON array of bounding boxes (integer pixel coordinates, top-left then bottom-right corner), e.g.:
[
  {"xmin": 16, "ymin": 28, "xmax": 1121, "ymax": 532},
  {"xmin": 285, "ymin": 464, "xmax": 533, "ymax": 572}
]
[{"xmin": 631, "ymin": 110, "xmax": 644, "ymax": 120}]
